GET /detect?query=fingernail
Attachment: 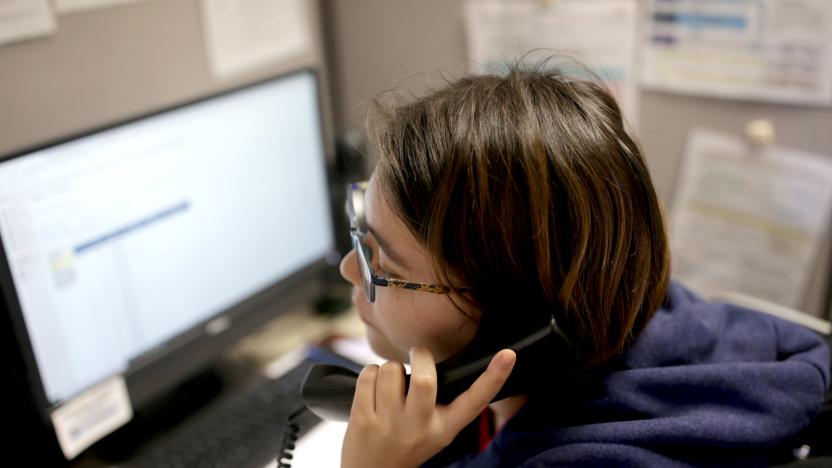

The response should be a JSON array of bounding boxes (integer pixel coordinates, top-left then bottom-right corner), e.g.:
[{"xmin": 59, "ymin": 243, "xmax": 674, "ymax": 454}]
[
  {"xmin": 408, "ymin": 347, "xmax": 415, "ymax": 363},
  {"xmin": 500, "ymin": 351, "xmax": 515, "ymax": 370}
]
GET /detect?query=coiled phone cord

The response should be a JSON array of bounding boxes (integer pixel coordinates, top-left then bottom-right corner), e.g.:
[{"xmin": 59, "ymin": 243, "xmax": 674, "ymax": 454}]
[{"xmin": 276, "ymin": 406, "xmax": 307, "ymax": 468}]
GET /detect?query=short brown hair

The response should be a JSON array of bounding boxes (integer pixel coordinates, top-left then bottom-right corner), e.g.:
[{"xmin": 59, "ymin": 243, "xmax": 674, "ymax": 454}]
[{"xmin": 371, "ymin": 64, "xmax": 670, "ymax": 368}]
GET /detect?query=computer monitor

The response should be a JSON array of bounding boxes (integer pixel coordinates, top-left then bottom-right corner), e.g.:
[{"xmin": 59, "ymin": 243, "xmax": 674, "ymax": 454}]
[{"xmin": 0, "ymin": 69, "xmax": 335, "ymax": 461}]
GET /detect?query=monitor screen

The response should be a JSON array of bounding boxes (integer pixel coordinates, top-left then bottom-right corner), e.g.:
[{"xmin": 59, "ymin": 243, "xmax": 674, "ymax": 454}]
[{"xmin": 0, "ymin": 70, "xmax": 334, "ymax": 409}]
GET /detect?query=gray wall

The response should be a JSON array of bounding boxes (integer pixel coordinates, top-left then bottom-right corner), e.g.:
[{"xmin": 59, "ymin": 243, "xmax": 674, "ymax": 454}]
[
  {"xmin": 0, "ymin": 0, "xmax": 334, "ymax": 160},
  {"xmin": 322, "ymin": 0, "xmax": 832, "ymax": 318}
]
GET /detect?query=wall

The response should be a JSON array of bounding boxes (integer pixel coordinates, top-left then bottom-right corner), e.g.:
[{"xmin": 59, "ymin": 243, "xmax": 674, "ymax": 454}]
[{"xmin": 0, "ymin": 0, "xmax": 334, "ymax": 160}]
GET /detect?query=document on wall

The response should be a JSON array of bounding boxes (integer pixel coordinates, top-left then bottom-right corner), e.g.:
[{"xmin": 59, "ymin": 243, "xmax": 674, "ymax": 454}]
[
  {"xmin": 669, "ymin": 129, "xmax": 832, "ymax": 311},
  {"xmin": 199, "ymin": 0, "xmax": 311, "ymax": 79},
  {"xmin": 0, "ymin": 0, "xmax": 55, "ymax": 46},
  {"xmin": 464, "ymin": 0, "xmax": 640, "ymax": 123},
  {"xmin": 53, "ymin": 0, "xmax": 147, "ymax": 14},
  {"xmin": 642, "ymin": 0, "xmax": 832, "ymax": 106}
]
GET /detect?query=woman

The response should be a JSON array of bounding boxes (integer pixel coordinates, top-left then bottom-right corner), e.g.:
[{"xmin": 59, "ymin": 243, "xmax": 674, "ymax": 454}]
[{"xmin": 337, "ymin": 64, "xmax": 830, "ymax": 467}]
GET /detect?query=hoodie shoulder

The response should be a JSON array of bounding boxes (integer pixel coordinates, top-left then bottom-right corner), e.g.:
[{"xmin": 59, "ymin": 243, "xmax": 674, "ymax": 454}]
[{"xmin": 628, "ymin": 280, "xmax": 829, "ymax": 378}]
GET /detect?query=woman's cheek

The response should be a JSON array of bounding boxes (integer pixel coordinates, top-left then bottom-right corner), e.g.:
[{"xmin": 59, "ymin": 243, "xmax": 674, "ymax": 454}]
[
  {"xmin": 372, "ymin": 293, "xmax": 416, "ymax": 343},
  {"xmin": 371, "ymin": 291, "xmax": 477, "ymax": 362},
  {"xmin": 417, "ymin": 296, "xmax": 479, "ymax": 360}
]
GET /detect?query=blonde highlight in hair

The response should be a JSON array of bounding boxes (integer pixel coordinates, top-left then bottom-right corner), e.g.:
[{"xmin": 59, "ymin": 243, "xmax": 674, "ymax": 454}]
[{"xmin": 372, "ymin": 62, "xmax": 670, "ymax": 368}]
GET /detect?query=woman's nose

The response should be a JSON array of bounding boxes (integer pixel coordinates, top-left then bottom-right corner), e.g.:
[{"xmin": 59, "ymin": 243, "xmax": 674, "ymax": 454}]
[{"xmin": 339, "ymin": 248, "xmax": 360, "ymax": 286}]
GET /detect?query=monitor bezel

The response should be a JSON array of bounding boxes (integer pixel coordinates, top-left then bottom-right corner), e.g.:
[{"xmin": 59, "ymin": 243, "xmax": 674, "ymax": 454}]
[{"xmin": 0, "ymin": 67, "xmax": 336, "ymax": 424}]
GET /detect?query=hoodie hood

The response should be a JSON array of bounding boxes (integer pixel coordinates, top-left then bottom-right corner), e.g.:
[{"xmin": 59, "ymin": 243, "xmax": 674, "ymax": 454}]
[{"xmin": 428, "ymin": 280, "xmax": 830, "ymax": 467}]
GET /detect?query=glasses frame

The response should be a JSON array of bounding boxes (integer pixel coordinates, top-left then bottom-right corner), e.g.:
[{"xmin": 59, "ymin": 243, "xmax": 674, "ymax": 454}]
[{"xmin": 347, "ymin": 181, "xmax": 465, "ymax": 303}]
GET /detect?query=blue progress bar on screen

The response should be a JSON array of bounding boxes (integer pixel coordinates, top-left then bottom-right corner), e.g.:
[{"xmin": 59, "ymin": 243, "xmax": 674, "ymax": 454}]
[
  {"xmin": 653, "ymin": 12, "xmax": 747, "ymax": 30},
  {"xmin": 74, "ymin": 201, "xmax": 191, "ymax": 254}
]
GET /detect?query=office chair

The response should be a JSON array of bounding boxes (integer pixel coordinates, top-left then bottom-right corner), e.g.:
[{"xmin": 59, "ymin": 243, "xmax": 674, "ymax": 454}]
[{"xmin": 709, "ymin": 292, "xmax": 832, "ymax": 466}]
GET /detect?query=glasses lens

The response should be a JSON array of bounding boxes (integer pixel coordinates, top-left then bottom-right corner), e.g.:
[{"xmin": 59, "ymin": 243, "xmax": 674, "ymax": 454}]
[
  {"xmin": 346, "ymin": 183, "xmax": 363, "ymax": 231},
  {"xmin": 345, "ymin": 192, "xmax": 355, "ymax": 228},
  {"xmin": 352, "ymin": 234, "xmax": 375, "ymax": 303}
]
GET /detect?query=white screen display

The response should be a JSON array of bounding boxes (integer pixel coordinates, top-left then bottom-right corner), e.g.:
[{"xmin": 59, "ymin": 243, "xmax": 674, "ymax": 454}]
[{"xmin": 0, "ymin": 72, "xmax": 334, "ymax": 404}]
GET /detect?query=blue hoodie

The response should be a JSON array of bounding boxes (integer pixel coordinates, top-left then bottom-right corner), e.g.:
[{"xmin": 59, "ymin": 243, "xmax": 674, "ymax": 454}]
[{"xmin": 423, "ymin": 280, "xmax": 831, "ymax": 467}]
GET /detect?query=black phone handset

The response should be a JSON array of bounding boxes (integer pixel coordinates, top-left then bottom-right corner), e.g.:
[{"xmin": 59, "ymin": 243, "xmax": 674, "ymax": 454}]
[{"xmin": 300, "ymin": 314, "xmax": 574, "ymax": 422}]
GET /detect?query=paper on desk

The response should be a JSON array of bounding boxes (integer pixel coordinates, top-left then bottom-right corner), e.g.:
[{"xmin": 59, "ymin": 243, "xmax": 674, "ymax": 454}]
[
  {"xmin": 669, "ymin": 129, "xmax": 832, "ymax": 311},
  {"xmin": 53, "ymin": 0, "xmax": 147, "ymax": 14},
  {"xmin": 464, "ymin": 0, "xmax": 640, "ymax": 123},
  {"xmin": 262, "ymin": 420, "xmax": 348, "ymax": 468},
  {"xmin": 641, "ymin": 0, "xmax": 832, "ymax": 106},
  {"xmin": 0, "ymin": 0, "xmax": 55, "ymax": 46},
  {"xmin": 199, "ymin": 0, "xmax": 311, "ymax": 79}
]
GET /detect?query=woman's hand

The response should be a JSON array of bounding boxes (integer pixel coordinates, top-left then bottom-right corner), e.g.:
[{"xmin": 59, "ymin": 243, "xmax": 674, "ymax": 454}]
[{"xmin": 340, "ymin": 347, "xmax": 517, "ymax": 468}]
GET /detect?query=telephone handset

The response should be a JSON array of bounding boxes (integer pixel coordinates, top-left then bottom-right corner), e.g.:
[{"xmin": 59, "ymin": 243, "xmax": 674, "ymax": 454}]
[{"xmin": 300, "ymin": 314, "xmax": 574, "ymax": 421}]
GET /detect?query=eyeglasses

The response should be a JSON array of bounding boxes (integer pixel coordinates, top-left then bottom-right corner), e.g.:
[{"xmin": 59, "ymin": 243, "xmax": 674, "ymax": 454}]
[{"xmin": 347, "ymin": 181, "xmax": 466, "ymax": 303}]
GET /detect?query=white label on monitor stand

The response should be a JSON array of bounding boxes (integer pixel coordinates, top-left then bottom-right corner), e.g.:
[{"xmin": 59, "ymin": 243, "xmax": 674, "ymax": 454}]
[{"xmin": 50, "ymin": 376, "xmax": 133, "ymax": 460}]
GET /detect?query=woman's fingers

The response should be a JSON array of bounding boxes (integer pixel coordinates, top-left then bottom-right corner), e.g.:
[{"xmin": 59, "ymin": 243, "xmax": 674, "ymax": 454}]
[
  {"xmin": 406, "ymin": 347, "xmax": 438, "ymax": 420},
  {"xmin": 440, "ymin": 349, "xmax": 516, "ymax": 434},
  {"xmin": 376, "ymin": 361, "xmax": 406, "ymax": 416},
  {"xmin": 351, "ymin": 364, "xmax": 379, "ymax": 418},
  {"xmin": 352, "ymin": 347, "xmax": 514, "ymax": 441}
]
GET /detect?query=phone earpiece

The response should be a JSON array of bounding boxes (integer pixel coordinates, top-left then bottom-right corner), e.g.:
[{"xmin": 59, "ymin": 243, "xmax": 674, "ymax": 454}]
[{"xmin": 434, "ymin": 315, "xmax": 571, "ymax": 404}]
